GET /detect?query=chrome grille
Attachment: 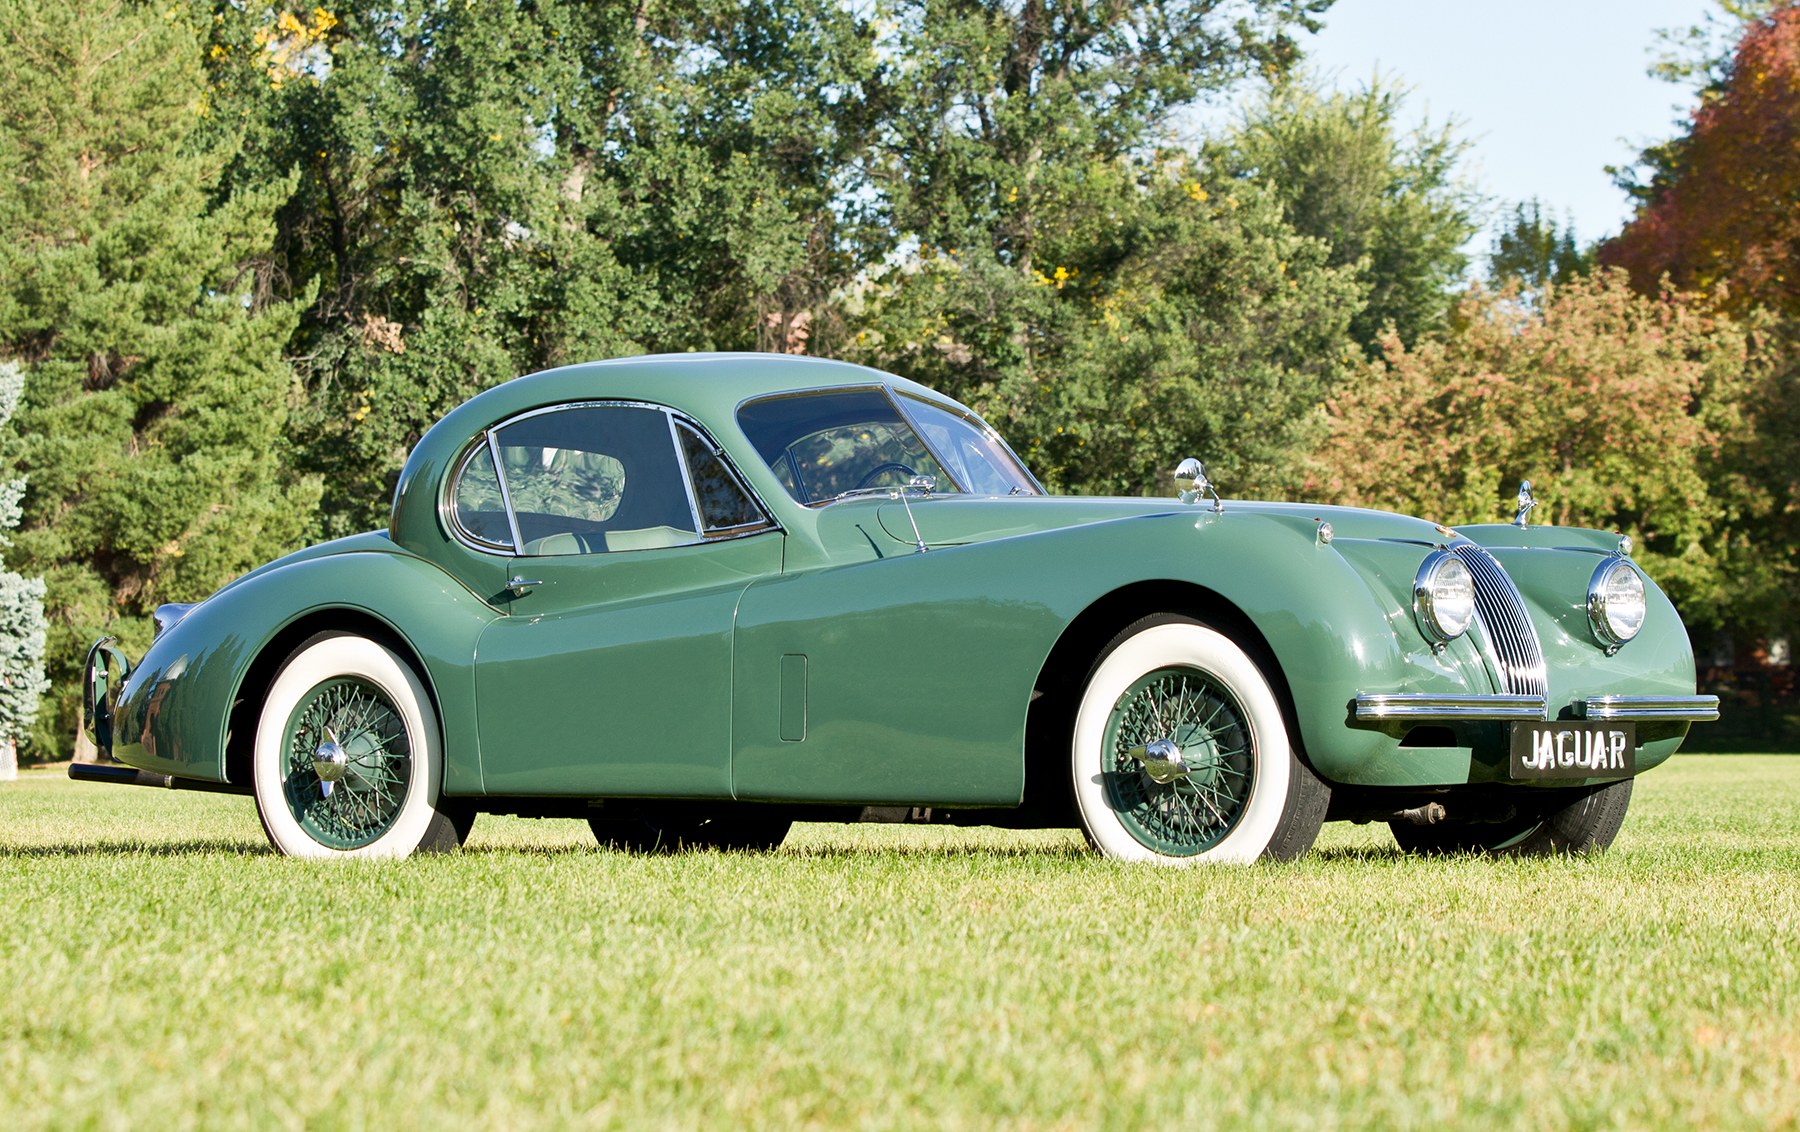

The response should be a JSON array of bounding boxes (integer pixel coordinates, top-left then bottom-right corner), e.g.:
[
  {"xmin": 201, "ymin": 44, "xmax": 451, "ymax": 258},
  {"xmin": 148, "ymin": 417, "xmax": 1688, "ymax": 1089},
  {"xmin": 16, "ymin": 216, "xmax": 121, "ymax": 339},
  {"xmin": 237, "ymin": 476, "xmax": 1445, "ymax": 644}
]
[{"xmin": 1450, "ymin": 543, "xmax": 1547, "ymax": 700}]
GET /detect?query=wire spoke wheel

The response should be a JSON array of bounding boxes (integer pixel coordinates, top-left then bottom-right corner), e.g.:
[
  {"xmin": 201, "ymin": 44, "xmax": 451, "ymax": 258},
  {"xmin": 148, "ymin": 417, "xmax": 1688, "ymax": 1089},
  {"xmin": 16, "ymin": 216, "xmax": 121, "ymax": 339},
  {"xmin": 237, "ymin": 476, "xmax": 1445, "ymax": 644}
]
[
  {"xmin": 1071, "ymin": 615, "xmax": 1327, "ymax": 865},
  {"xmin": 1102, "ymin": 667, "xmax": 1255, "ymax": 856},
  {"xmin": 280, "ymin": 676, "xmax": 413, "ymax": 850}
]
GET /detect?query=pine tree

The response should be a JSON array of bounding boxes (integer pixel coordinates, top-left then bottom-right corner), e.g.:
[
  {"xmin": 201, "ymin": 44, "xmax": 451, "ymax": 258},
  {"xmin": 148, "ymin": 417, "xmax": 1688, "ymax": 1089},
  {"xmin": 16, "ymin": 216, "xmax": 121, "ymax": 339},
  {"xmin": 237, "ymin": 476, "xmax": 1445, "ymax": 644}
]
[
  {"xmin": 0, "ymin": 362, "xmax": 47, "ymax": 779},
  {"xmin": 0, "ymin": 0, "xmax": 320, "ymax": 756}
]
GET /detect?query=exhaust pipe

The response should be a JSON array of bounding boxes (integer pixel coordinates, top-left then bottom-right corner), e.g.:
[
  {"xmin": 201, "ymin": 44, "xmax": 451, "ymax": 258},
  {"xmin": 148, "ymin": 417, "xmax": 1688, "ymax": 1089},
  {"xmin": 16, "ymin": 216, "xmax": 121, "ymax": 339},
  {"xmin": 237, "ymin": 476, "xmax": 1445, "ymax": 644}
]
[{"xmin": 1392, "ymin": 802, "xmax": 1447, "ymax": 825}]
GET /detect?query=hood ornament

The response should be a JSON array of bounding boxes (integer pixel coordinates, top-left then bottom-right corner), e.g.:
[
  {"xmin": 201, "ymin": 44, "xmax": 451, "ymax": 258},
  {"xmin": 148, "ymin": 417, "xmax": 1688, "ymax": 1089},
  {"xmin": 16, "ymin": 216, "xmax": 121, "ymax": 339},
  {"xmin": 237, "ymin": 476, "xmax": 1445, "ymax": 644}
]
[
  {"xmin": 1512, "ymin": 480, "xmax": 1537, "ymax": 528},
  {"xmin": 1174, "ymin": 458, "xmax": 1223, "ymax": 513}
]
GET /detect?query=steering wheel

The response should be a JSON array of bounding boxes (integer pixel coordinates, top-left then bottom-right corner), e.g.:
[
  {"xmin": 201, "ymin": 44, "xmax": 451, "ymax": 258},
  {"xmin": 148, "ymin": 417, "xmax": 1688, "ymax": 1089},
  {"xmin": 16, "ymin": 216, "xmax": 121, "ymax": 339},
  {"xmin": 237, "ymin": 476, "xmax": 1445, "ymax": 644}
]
[{"xmin": 853, "ymin": 462, "xmax": 917, "ymax": 490}]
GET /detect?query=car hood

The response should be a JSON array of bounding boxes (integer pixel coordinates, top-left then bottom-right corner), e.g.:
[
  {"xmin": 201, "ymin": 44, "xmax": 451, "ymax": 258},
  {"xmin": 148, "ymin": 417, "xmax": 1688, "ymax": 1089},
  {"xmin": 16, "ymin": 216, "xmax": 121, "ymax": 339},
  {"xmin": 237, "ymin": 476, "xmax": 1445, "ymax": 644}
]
[{"xmin": 872, "ymin": 495, "xmax": 1457, "ymax": 549}]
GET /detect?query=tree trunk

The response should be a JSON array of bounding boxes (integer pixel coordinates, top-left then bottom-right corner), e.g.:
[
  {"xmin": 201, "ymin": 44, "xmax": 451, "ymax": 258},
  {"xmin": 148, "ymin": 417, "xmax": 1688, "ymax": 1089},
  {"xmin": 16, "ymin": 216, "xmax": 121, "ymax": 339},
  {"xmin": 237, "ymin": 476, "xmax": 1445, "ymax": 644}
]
[{"xmin": 73, "ymin": 700, "xmax": 99, "ymax": 763}]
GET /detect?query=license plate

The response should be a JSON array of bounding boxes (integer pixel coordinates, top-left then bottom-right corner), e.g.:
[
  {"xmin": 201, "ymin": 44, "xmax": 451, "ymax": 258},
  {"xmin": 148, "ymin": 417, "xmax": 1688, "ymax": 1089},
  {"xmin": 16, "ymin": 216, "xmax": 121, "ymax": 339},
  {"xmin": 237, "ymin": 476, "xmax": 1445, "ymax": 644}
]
[{"xmin": 1510, "ymin": 722, "xmax": 1637, "ymax": 780}]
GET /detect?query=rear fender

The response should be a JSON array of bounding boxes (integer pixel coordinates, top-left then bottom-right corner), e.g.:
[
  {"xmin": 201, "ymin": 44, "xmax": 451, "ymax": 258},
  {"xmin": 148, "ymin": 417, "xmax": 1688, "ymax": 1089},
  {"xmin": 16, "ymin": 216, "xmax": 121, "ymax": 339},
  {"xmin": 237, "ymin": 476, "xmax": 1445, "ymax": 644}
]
[{"xmin": 109, "ymin": 551, "xmax": 499, "ymax": 792}]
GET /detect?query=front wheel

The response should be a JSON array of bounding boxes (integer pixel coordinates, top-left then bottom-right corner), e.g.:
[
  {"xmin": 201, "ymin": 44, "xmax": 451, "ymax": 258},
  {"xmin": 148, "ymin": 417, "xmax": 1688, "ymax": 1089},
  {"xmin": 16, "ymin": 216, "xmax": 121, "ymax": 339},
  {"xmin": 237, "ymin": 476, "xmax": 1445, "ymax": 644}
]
[
  {"xmin": 1071, "ymin": 615, "xmax": 1328, "ymax": 864},
  {"xmin": 1390, "ymin": 779, "xmax": 1634, "ymax": 857},
  {"xmin": 252, "ymin": 633, "xmax": 467, "ymax": 859}
]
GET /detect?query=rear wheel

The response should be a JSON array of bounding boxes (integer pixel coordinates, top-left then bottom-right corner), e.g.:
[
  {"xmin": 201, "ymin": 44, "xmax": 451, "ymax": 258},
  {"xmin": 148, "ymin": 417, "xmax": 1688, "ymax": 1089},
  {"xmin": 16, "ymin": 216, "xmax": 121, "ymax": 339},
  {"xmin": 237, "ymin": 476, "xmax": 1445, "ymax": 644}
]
[
  {"xmin": 1070, "ymin": 615, "xmax": 1328, "ymax": 864},
  {"xmin": 252, "ymin": 633, "xmax": 467, "ymax": 859},
  {"xmin": 1391, "ymin": 779, "xmax": 1633, "ymax": 856}
]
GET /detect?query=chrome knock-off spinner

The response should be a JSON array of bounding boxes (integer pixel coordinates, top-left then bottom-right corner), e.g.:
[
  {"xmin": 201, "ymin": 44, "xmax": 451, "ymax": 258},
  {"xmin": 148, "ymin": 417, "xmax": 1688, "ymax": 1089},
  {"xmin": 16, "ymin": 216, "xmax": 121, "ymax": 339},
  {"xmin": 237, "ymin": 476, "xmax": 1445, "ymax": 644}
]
[
  {"xmin": 1126, "ymin": 738, "xmax": 1191, "ymax": 785},
  {"xmin": 313, "ymin": 731, "xmax": 350, "ymax": 798}
]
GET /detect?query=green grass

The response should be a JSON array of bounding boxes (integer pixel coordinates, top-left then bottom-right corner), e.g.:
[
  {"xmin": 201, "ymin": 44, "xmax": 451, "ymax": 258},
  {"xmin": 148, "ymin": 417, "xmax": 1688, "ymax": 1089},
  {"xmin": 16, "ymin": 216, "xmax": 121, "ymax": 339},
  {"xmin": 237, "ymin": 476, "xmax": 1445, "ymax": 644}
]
[{"xmin": 3, "ymin": 758, "xmax": 1798, "ymax": 1131}]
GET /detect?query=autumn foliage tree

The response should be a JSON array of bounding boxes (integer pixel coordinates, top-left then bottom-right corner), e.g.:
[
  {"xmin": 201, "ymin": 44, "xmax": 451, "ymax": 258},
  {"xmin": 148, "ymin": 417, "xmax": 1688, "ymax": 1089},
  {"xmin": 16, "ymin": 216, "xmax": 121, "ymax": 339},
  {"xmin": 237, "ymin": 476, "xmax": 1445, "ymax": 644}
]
[
  {"xmin": 1313, "ymin": 270, "xmax": 1758, "ymax": 625},
  {"xmin": 1604, "ymin": 4, "xmax": 1800, "ymax": 319}
]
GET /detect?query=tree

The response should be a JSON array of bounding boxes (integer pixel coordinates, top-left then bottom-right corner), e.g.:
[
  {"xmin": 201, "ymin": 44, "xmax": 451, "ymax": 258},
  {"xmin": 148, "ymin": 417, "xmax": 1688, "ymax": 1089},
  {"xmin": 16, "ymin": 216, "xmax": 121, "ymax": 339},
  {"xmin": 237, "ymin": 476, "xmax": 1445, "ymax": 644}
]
[
  {"xmin": 1311, "ymin": 271, "xmax": 1759, "ymax": 628},
  {"xmin": 847, "ymin": 160, "xmax": 1364, "ymax": 499},
  {"xmin": 0, "ymin": 0, "xmax": 319, "ymax": 756},
  {"xmin": 1488, "ymin": 199, "xmax": 1593, "ymax": 291},
  {"xmin": 206, "ymin": 0, "xmax": 883, "ymax": 536},
  {"xmin": 836, "ymin": 1, "xmax": 1348, "ymax": 496},
  {"xmin": 0, "ymin": 362, "xmax": 47, "ymax": 779},
  {"xmin": 1603, "ymin": 5, "xmax": 1800, "ymax": 320},
  {"xmin": 1205, "ymin": 76, "xmax": 1479, "ymax": 352}
]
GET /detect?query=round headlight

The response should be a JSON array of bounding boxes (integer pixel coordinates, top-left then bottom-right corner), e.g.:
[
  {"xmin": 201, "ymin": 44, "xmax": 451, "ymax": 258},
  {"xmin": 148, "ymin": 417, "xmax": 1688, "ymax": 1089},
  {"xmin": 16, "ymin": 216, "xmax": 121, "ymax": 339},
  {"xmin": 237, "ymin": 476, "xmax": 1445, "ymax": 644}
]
[
  {"xmin": 1588, "ymin": 558, "xmax": 1646, "ymax": 649},
  {"xmin": 1414, "ymin": 551, "xmax": 1476, "ymax": 643}
]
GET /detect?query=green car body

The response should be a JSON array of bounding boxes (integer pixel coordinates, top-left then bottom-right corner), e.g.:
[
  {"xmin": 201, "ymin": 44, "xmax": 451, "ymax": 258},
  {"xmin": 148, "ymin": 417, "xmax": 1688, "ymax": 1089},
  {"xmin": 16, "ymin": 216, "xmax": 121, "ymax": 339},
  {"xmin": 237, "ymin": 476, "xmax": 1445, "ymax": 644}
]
[{"xmin": 81, "ymin": 354, "xmax": 1717, "ymax": 859}]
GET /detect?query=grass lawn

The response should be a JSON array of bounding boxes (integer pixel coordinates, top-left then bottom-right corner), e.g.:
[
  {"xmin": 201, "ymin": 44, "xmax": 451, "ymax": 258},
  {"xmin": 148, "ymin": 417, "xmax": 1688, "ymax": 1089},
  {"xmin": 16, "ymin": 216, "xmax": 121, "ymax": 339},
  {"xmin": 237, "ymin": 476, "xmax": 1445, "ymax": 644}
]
[{"xmin": 3, "ymin": 756, "xmax": 1797, "ymax": 1130}]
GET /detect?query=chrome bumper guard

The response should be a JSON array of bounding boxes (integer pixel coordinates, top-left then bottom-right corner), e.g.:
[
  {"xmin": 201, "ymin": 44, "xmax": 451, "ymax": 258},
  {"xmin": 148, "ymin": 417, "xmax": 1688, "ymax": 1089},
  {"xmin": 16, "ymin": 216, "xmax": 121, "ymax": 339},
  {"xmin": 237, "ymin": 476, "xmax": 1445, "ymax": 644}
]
[
  {"xmin": 1577, "ymin": 695, "xmax": 1720, "ymax": 722},
  {"xmin": 1353, "ymin": 694, "xmax": 1547, "ymax": 721}
]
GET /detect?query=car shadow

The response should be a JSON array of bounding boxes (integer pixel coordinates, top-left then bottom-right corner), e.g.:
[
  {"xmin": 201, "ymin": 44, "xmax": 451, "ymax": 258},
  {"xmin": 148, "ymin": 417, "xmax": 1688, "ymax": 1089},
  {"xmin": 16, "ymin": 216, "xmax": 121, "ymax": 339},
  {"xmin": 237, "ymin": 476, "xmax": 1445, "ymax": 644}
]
[
  {"xmin": 1306, "ymin": 844, "xmax": 1411, "ymax": 863},
  {"xmin": 0, "ymin": 839, "xmax": 275, "ymax": 858}
]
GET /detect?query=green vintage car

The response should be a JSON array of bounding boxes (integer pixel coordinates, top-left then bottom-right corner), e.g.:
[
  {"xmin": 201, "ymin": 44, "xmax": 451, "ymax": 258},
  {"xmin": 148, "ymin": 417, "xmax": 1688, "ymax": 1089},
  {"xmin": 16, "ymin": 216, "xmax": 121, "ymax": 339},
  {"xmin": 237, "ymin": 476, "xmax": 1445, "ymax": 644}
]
[{"xmin": 77, "ymin": 354, "xmax": 1718, "ymax": 861}]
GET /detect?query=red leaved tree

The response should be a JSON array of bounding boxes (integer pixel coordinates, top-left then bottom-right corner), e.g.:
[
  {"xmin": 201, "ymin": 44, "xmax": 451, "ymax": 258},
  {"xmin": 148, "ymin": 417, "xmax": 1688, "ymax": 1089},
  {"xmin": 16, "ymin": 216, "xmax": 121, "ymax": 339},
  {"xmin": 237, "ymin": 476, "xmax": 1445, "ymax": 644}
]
[{"xmin": 1603, "ymin": 6, "xmax": 1800, "ymax": 318}]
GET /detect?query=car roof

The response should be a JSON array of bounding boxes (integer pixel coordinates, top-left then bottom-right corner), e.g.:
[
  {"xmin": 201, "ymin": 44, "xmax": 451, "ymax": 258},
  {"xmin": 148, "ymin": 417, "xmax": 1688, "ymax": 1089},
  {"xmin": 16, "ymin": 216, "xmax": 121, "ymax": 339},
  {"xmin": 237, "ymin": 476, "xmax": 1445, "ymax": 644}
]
[{"xmin": 388, "ymin": 353, "xmax": 952, "ymax": 552}]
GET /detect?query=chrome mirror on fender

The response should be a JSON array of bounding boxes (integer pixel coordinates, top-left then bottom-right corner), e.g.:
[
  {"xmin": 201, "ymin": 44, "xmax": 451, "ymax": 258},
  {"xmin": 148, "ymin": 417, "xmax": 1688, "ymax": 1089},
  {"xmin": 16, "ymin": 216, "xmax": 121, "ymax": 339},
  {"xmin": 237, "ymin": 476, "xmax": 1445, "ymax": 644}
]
[{"xmin": 1173, "ymin": 458, "xmax": 1223, "ymax": 513}]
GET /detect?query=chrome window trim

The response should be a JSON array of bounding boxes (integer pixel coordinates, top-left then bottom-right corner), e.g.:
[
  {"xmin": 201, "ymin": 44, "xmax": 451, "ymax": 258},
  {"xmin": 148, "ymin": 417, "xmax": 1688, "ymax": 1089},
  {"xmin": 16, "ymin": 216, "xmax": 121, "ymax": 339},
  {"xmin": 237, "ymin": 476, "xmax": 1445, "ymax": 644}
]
[
  {"xmin": 671, "ymin": 417, "xmax": 779, "ymax": 541},
  {"xmin": 892, "ymin": 390, "xmax": 1045, "ymax": 496},
  {"xmin": 439, "ymin": 436, "xmax": 520, "ymax": 554},
  {"xmin": 667, "ymin": 409, "xmax": 705, "ymax": 535},
  {"xmin": 440, "ymin": 399, "xmax": 783, "ymax": 558},
  {"xmin": 736, "ymin": 382, "xmax": 992, "ymax": 507},
  {"xmin": 488, "ymin": 430, "xmax": 525, "ymax": 553}
]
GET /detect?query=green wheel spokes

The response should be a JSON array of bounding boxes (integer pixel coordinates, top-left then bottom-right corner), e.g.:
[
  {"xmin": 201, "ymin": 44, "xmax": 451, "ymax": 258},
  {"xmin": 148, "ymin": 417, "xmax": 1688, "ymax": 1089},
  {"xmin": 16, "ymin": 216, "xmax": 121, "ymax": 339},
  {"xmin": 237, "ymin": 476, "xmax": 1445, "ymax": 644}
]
[
  {"xmin": 1103, "ymin": 667, "xmax": 1255, "ymax": 856},
  {"xmin": 281, "ymin": 677, "xmax": 413, "ymax": 850}
]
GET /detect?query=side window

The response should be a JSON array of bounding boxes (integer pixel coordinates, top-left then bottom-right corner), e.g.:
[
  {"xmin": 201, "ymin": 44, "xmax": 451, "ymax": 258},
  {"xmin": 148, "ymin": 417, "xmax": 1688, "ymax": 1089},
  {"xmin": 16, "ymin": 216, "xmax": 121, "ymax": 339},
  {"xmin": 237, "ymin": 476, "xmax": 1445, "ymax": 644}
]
[
  {"xmin": 676, "ymin": 422, "xmax": 773, "ymax": 538},
  {"xmin": 492, "ymin": 405, "xmax": 701, "ymax": 555},
  {"xmin": 451, "ymin": 443, "xmax": 515, "ymax": 550}
]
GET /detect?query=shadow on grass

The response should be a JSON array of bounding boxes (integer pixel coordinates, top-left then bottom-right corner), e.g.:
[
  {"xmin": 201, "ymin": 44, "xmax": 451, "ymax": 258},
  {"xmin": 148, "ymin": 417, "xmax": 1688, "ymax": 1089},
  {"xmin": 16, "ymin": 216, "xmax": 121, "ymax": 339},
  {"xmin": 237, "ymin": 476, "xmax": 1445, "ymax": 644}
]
[
  {"xmin": 0, "ymin": 839, "xmax": 273, "ymax": 858},
  {"xmin": 1307, "ymin": 844, "xmax": 1410, "ymax": 863}
]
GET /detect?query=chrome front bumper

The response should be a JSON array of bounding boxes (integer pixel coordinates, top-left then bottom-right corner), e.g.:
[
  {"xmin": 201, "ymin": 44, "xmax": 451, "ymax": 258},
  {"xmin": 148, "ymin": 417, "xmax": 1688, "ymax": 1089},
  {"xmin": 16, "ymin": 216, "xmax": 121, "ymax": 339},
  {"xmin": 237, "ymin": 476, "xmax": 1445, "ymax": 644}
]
[
  {"xmin": 1353, "ymin": 693, "xmax": 1720, "ymax": 723},
  {"xmin": 1576, "ymin": 695, "xmax": 1721, "ymax": 722}
]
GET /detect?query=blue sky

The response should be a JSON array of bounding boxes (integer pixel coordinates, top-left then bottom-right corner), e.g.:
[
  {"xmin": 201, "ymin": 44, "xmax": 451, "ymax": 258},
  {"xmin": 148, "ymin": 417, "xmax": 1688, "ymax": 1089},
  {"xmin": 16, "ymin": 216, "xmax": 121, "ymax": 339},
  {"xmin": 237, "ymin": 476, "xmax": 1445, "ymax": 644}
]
[{"xmin": 1297, "ymin": 0, "xmax": 1720, "ymax": 251}]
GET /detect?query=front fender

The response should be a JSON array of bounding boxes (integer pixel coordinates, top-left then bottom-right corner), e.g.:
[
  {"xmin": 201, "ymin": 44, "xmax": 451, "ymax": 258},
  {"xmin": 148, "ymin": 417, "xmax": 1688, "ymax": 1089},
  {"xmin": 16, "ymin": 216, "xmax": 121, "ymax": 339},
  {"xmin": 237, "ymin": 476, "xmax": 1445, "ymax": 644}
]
[{"xmin": 110, "ymin": 550, "xmax": 500, "ymax": 792}]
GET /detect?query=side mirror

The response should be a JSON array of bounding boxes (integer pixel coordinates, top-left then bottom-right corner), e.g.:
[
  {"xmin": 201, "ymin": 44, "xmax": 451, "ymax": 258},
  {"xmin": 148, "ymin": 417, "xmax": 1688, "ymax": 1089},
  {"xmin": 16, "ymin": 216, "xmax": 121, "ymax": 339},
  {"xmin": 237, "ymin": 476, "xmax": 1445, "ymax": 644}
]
[{"xmin": 1173, "ymin": 457, "xmax": 1222, "ymax": 512}]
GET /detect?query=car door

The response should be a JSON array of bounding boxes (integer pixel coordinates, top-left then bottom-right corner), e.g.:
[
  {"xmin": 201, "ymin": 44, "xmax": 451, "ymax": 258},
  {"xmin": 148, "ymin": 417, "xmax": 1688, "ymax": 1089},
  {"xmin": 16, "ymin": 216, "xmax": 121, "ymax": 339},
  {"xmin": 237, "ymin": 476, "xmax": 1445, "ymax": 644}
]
[{"xmin": 465, "ymin": 402, "xmax": 782, "ymax": 797}]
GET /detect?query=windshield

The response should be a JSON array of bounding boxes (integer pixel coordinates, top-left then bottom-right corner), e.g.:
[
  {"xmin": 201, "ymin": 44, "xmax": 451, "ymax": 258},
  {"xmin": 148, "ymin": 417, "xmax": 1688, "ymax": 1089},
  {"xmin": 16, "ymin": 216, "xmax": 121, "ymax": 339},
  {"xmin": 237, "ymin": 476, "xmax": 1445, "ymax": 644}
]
[{"xmin": 737, "ymin": 387, "xmax": 1038, "ymax": 505}]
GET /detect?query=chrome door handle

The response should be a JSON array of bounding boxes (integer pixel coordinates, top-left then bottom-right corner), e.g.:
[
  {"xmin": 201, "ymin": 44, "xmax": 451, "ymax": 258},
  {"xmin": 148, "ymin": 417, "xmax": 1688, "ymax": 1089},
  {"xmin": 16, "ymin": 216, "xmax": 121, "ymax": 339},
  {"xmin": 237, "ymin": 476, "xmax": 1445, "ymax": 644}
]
[{"xmin": 506, "ymin": 576, "xmax": 542, "ymax": 596}]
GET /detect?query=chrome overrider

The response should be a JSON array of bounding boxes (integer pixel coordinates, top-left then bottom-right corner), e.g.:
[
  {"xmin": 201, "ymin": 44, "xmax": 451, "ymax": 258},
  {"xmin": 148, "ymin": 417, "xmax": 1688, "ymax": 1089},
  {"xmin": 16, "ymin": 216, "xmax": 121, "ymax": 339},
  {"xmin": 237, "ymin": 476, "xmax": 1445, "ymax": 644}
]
[{"xmin": 1353, "ymin": 692, "xmax": 1720, "ymax": 723}]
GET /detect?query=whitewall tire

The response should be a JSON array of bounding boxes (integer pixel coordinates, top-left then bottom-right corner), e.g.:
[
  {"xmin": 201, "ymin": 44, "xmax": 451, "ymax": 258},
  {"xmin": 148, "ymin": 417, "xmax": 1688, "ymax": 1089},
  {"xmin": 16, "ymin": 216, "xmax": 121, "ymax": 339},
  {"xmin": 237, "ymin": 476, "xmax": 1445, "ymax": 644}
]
[
  {"xmin": 1071, "ymin": 615, "xmax": 1327, "ymax": 864},
  {"xmin": 252, "ymin": 633, "xmax": 461, "ymax": 859}
]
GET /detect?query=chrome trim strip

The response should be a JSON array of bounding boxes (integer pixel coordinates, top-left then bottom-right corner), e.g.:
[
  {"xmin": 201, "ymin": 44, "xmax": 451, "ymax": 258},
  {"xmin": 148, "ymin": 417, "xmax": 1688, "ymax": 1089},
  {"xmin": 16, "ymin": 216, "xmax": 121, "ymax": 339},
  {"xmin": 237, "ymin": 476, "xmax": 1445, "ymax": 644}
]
[
  {"xmin": 1579, "ymin": 695, "xmax": 1721, "ymax": 722},
  {"xmin": 668, "ymin": 409, "xmax": 706, "ymax": 535},
  {"xmin": 1354, "ymin": 694, "xmax": 1548, "ymax": 721},
  {"xmin": 488, "ymin": 430, "xmax": 525, "ymax": 553}
]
